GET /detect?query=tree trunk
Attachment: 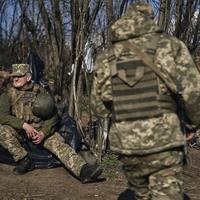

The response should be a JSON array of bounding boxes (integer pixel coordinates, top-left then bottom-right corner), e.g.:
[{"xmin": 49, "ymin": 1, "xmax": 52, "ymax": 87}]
[
  {"xmin": 158, "ymin": 0, "xmax": 171, "ymax": 31},
  {"xmin": 37, "ymin": 0, "xmax": 60, "ymax": 93},
  {"xmin": 106, "ymin": 0, "xmax": 114, "ymax": 48}
]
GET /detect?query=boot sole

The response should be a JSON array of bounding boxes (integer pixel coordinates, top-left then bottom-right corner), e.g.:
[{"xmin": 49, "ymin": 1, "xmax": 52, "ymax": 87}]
[{"xmin": 13, "ymin": 166, "xmax": 34, "ymax": 175}]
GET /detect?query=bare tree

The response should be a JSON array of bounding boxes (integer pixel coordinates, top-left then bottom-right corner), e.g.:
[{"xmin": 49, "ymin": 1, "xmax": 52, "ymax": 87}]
[
  {"xmin": 68, "ymin": 0, "xmax": 103, "ymax": 120},
  {"xmin": 158, "ymin": 0, "xmax": 171, "ymax": 31},
  {"xmin": 0, "ymin": 0, "xmax": 199, "ymax": 112}
]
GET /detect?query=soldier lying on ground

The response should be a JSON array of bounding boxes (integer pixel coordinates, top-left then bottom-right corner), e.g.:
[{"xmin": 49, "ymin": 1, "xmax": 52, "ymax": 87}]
[{"xmin": 0, "ymin": 63, "xmax": 102, "ymax": 183}]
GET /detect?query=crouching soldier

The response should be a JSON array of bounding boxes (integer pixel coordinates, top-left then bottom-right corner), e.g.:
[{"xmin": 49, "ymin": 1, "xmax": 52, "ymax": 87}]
[{"xmin": 0, "ymin": 63, "xmax": 102, "ymax": 183}]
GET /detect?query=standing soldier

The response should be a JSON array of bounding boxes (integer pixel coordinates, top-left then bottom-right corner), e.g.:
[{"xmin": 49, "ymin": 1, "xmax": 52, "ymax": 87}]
[
  {"xmin": 0, "ymin": 63, "xmax": 102, "ymax": 183},
  {"xmin": 91, "ymin": 2, "xmax": 200, "ymax": 200}
]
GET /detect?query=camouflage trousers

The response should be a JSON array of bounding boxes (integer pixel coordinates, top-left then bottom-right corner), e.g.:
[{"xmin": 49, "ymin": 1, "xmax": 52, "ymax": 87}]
[
  {"xmin": 0, "ymin": 125, "xmax": 86, "ymax": 177},
  {"xmin": 119, "ymin": 149, "xmax": 184, "ymax": 200}
]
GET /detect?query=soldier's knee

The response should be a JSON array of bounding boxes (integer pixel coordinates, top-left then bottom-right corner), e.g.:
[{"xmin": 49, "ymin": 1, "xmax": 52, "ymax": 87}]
[
  {"xmin": 0, "ymin": 125, "xmax": 16, "ymax": 137},
  {"xmin": 44, "ymin": 132, "xmax": 65, "ymax": 149}
]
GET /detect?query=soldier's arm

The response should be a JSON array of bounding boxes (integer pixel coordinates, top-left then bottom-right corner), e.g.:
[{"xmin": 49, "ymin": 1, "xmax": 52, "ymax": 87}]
[
  {"xmin": 40, "ymin": 113, "xmax": 58, "ymax": 137},
  {"xmin": 172, "ymin": 39, "xmax": 200, "ymax": 127},
  {"xmin": 0, "ymin": 93, "xmax": 24, "ymax": 129},
  {"xmin": 91, "ymin": 57, "xmax": 112, "ymax": 118}
]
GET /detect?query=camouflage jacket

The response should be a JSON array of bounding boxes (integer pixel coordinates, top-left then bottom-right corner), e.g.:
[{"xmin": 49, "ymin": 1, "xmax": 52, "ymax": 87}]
[
  {"xmin": 0, "ymin": 83, "xmax": 58, "ymax": 137},
  {"xmin": 91, "ymin": 5, "xmax": 200, "ymax": 155}
]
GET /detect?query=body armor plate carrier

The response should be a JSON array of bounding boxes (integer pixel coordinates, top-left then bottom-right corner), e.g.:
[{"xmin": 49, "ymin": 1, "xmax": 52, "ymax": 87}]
[{"xmin": 110, "ymin": 37, "xmax": 176, "ymax": 122}]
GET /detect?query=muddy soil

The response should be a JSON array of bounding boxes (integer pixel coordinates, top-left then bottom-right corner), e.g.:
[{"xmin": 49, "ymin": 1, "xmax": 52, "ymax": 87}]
[{"xmin": 0, "ymin": 147, "xmax": 199, "ymax": 200}]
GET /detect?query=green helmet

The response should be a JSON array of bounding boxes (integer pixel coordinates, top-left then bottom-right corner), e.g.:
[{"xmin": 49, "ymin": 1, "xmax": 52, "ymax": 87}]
[{"xmin": 32, "ymin": 92, "xmax": 56, "ymax": 120}]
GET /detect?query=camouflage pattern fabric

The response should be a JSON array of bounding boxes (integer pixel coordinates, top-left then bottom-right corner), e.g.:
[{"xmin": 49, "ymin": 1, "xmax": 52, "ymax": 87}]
[
  {"xmin": 91, "ymin": 2, "xmax": 200, "ymax": 155},
  {"xmin": 109, "ymin": 113, "xmax": 184, "ymax": 155},
  {"xmin": 11, "ymin": 64, "xmax": 31, "ymax": 77},
  {"xmin": 0, "ymin": 125, "xmax": 27, "ymax": 161},
  {"xmin": 91, "ymin": 2, "xmax": 200, "ymax": 199},
  {"xmin": 0, "ymin": 125, "xmax": 86, "ymax": 176},
  {"xmin": 110, "ymin": 3, "xmax": 159, "ymax": 43},
  {"xmin": 8, "ymin": 85, "xmax": 42, "ymax": 125},
  {"xmin": 0, "ymin": 82, "xmax": 86, "ymax": 178},
  {"xmin": 5, "ymin": 84, "xmax": 58, "ymax": 137},
  {"xmin": 120, "ymin": 149, "xmax": 183, "ymax": 200},
  {"xmin": 44, "ymin": 132, "xmax": 86, "ymax": 177}
]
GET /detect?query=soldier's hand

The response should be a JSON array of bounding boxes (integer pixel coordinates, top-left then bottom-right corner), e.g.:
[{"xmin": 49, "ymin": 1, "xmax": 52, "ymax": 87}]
[
  {"xmin": 22, "ymin": 122, "xmax": 38, "ymax": 138},
  {"xmin": 186, "ymin": 132, "xmax": 195, "ymax": 141},
  {"xmin": 32, "ymin": 131, "xmax": 45, "ymax": 144}
]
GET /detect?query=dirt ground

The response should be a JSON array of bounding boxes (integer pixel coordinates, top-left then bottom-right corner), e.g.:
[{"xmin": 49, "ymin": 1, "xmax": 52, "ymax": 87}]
[
  {"xmin": 0, "ymin": 147, "xmax": 199, "ymax": 200},
  {"xmin": 0, "ymin": 161, "xmax": 127, "ymax": 200},
  {"xmin": 183, "ymin": 147, "xmax": 200, "ymax": 200}
]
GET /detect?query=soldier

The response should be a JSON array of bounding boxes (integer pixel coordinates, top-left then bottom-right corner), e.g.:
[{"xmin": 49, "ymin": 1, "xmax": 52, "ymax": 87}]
[
  {"xmin": 0, "ymin": 63, "xmax": 102, "ymax": 183},
  {"xmin": 91, "ymin": 2, "xmax": 200, "ymax": 200}
]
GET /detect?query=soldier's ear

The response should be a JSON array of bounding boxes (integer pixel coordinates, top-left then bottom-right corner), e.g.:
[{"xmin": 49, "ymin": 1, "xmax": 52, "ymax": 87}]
[{"xmin": 26, "ymin": 75, "xmax": 32, "ymax": 82}]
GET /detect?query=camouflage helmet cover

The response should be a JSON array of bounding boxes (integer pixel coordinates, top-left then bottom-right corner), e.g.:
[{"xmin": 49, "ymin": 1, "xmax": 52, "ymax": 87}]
[
  {"xmin": 129, "ymin": 2, "xmax": 154, "ymax": 17},
  {"xmin": 111, "ymin": 2, "xmax": 161, "ymax": 42},
  {"xmin": 10, "ymin": 64, "xmax": 31, "ymax": 77},
  {"xmin": 32, "ymin": 92, "xmax": 56, "ymax": 120}
]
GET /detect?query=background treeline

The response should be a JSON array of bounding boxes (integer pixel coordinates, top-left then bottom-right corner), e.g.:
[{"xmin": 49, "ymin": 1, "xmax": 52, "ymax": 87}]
[{"xmin": 0, "ymin": 0, "xmax": 199, "ymax": 120}]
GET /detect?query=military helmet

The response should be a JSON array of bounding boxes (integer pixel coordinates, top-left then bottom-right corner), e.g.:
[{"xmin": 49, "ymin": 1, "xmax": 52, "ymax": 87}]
[
  {"xmin": 110, "ymin": 2, "xmax": 160, "ymax": 43},
  {"xmin": 32, "ymin": 92, "xmax": 56, "ymax": 120},
  {"xmin": 129, "ymin": 2, "xmax": 154, "ymax": 17}
]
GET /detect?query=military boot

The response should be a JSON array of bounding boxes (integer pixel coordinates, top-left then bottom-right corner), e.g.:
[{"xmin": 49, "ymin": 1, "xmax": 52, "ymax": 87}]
[
  {"xmin": 80, "ymin": 164, "xmax": 103, "ymax": 183},
  {"xmin": 78, "ymin": 150, "xmax": 97, "ymax": 165},
  {"xmin": 13, "ymin": 155, "xmax": 34, "ymax": 175}
]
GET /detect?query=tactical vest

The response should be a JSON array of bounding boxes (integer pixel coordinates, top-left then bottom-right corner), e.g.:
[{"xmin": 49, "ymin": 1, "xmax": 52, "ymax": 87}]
[
  {"xmin": 8, "ymin": 84, "xmax": 44, "ymax": 129},
  {"xmin": 110, "ymin": 36, "xmax": 176, "ymax": 122}
]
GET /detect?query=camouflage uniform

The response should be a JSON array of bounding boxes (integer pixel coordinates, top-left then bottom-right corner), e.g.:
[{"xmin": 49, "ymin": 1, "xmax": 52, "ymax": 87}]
[
  {"xmin": 0, "ymin": 64, "xmax": 86, "ymax": 178},
  {"xmin": 91, "ymin": 3, "xmax": 200, "ymax": 200}
]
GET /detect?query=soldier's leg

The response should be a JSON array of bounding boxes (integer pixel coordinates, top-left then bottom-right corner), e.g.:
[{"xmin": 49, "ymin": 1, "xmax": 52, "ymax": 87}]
[
  {"xmin": 120, "ymin": 156, "xmax": 150, "ymax": 200},
  {"xmin": 44, "ymin": 132, "xmax": 102, "ymax": 182},
  {"xmin": 120, "ymin": 149, "xmax": 184, "ymax": 200},
  {"xmin": 0, "ymin": 125, "xmax": 27, "ymax": 162},
  {"xmin": 149, "ymin": 150, "xmax": 183, "ymax": 200},
  {"xmin": 44, "ymin": 132, "xmax": 86, "ymax": 177},
  {"xmin": 0, "ymin": 125, "xmax": 32, "ymax": 175}
]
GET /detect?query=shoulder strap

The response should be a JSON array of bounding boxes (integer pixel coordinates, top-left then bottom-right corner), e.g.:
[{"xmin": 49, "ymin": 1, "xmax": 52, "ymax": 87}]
[
  {"xmin": 11, "ymin": 84, "xmax": 40, "ymax": 107},
  {"xmin": 11, "ymin": 91, "xmax": 26, "ymax": 107},
  {"xmin": 122, "ymin": 40, "xmax": 178, "ymax": 94}
]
